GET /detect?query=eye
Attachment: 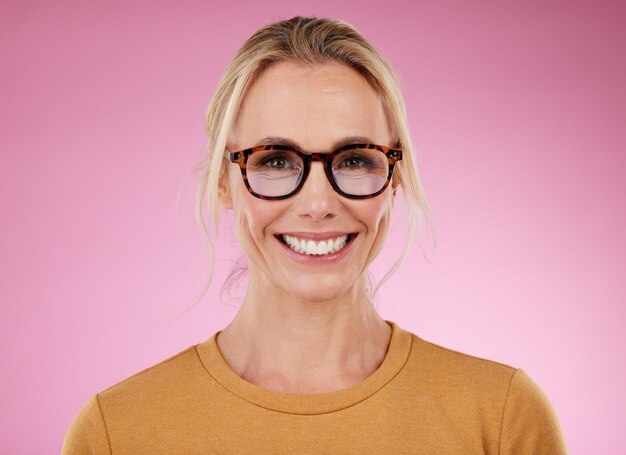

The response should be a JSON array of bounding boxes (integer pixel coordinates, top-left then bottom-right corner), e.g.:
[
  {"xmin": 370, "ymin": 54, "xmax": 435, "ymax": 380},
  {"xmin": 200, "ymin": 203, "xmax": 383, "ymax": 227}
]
[
  {"xmin": 335, "ymin": 153, "xmax": 375, "ymax": 170},
  {"xmin": 343, "ymin": 155, "xmax": 367, "ymax": 168},
  {"xmin": 259, "ymin": 153, "xmax": 293, "ymax": 169}
]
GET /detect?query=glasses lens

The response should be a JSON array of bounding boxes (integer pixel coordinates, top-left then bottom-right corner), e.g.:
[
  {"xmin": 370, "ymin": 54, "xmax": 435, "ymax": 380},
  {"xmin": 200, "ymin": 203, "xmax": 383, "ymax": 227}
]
[
  {"xmin": 246, "ymin": 149, "xmax": 304, "ymax": 197},
  {"xmin": 332, "ymin": 147, "xmax": 389, "ymax": 196}
]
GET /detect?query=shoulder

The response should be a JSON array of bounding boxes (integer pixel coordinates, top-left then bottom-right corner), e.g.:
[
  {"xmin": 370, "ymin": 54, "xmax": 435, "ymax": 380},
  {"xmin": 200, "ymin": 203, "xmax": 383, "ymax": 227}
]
[
  {"xmin": 63, "ymin": 344, "xmax": 205, "ymax": 454},
  {"xmin": 94, "ymin": 344, "xmax": 214, "ymax": 420},
  {"xmin": 62, "ymin": 394, "xmax": 111, "ymax": 454},
  {"xmin": 499, "ymin": 368, "xmax": 568, "ymax": 454},
  {"xmin": 406, "ymin": 332, "xmax": 518, "ymax": 391},
  {"xmin": 98, "ymin": 345, "xmax": 200, "ymax": 400},
  {"xmin": 403, "ymin": 330, "xmax": 567, "ymax": 454}
]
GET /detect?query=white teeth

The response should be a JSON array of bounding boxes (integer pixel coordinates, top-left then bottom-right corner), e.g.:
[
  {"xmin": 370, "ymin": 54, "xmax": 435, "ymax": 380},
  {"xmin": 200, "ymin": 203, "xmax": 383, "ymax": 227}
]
[
  {"xmin": 282, "ymin": 234, "xmax": 350, "ymax": 256},
  {"xmin": 305, "ymin": 240, "xmax": 316, "ymax": 255}
]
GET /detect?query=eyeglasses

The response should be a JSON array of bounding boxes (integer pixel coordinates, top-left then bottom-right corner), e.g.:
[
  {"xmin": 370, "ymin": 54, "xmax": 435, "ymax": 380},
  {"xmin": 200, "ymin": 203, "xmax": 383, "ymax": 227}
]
[{"xmin": 228, "ymin": 142, "xmax": 402, "ymax": 200}]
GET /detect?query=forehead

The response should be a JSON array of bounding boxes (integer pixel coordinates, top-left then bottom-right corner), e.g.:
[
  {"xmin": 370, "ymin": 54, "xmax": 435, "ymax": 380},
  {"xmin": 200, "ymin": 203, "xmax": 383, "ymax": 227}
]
[{"xmin": 230, "ymin": 61, "xmax": 393, "ymax": 150}]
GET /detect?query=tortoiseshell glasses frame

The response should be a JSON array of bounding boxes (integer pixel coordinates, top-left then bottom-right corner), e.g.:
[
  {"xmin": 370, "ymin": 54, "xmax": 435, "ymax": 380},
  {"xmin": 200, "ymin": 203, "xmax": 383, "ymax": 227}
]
[{"xmin": 227, "ymin": 142, "xmax": 403, "ymax": 200}]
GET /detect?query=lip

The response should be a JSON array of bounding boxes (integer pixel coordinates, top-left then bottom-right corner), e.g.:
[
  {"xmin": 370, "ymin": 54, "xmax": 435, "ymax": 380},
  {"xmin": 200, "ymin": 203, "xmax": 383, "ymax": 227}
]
[{"xmin": 274, "ymin": 232, "xmax": 358, "ymax": 265}]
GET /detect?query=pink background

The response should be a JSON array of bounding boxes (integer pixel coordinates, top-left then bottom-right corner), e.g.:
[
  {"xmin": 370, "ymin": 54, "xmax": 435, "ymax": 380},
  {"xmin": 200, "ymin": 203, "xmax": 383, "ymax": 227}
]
[{"xmin": 2, "ymin": 1, "xmax": 624, "ymax": 453}]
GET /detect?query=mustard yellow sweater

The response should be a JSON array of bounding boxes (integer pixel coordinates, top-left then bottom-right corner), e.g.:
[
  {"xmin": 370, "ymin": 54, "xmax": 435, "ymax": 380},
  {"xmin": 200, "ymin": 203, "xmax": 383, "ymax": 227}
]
[{"xmin": 62, "ymin": 321, "xmax": 567, "ymax": 454}]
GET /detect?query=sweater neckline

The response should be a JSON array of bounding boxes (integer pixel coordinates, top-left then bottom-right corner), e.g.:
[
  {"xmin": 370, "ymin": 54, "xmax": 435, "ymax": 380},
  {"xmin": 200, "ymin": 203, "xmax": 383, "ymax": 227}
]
[{"xmin": 195, "ymin": 320, "xmax": 413, "ymax": 415}]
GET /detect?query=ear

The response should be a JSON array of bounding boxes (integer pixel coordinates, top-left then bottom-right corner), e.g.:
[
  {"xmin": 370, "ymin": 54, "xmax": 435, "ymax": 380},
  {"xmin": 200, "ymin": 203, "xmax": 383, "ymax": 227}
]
[{"xmin": 218, "ymin": 172, "xmax": 233, "ymax": 209}]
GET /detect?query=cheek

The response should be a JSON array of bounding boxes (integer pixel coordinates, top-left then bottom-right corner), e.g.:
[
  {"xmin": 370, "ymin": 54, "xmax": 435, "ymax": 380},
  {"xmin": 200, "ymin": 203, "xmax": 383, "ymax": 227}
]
[
  {"xmin": 359, "ymin": 194, "xmax": 393, "ymax": 232},
  {"xmin": 245, "ymin": 201, "xmax": 276, "ymax": 239},
  {"xmin": 231, "ymin": 190, "xmax": 285, "ymax": 246},
  {"xmin": 357, "ymin": 194, "xmax": 394, "ymax": 262}
]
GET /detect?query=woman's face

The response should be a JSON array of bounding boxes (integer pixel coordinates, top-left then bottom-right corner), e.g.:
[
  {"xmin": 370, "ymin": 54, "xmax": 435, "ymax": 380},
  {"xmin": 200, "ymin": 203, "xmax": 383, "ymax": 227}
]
[{"xmin": 221, "ymin": 61, "xmax": 398, "ymax": 303}]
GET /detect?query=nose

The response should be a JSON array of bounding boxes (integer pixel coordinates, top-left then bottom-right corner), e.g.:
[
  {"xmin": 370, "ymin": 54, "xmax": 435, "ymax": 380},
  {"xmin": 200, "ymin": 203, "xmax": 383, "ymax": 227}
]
[{"xmin": 294, "ymin": 162, "xmax": 338, "ymax": 221}]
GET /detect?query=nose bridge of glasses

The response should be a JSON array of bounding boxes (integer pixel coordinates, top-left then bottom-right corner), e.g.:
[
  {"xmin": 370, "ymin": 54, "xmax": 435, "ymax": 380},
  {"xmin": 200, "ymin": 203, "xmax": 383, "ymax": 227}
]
[
  {"xmin": 307, "ymin": 152, "xmax": 335, "ymax": 163},
  {"xmin": 300, "ymin": 157, "xmax": 335, "ymax": 194}
]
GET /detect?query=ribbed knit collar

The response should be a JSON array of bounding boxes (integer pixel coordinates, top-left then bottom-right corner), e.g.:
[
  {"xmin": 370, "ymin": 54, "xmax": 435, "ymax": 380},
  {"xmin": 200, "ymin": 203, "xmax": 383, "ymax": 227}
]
[{"xmin": 195, "ymin": 320, "xmax": 412, "ymax": 415}]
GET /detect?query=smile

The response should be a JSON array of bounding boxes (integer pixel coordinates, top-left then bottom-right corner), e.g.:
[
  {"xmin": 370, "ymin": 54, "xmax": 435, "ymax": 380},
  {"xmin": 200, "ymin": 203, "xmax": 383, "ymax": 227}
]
[{"xmin": 278, "ymin": 233, "xmax": 356, "ymax": 256}]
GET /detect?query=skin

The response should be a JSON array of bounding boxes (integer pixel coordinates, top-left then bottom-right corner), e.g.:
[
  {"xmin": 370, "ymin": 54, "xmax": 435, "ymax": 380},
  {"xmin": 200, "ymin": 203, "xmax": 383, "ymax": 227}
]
[{"xmin": 216, "ymin": 60, "xmax": 400, "ymax": 394}]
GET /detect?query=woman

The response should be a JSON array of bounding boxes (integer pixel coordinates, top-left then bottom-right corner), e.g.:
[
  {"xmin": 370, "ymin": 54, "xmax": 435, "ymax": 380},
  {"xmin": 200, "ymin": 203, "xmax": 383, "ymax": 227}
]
[{"xmin": 63, "ymin": 16, "xmax": 567, "ymax": 454}]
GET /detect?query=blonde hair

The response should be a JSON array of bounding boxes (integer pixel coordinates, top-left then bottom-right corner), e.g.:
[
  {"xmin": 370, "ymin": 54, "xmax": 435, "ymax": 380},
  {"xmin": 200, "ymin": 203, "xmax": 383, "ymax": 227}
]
[{"xmin": 175, "ymin": 16, "xmax": 434, "ymax": 317}]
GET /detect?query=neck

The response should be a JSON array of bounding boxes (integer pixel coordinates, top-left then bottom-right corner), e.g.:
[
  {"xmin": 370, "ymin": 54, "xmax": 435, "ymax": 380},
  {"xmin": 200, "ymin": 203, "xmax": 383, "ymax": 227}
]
[{"xmin": 216, "ymin": 271, "xmax": 392, "ymax": 394}]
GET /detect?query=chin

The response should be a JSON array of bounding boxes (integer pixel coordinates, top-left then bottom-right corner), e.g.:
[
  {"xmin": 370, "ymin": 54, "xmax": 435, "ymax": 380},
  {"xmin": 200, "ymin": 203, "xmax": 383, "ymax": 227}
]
[{"xmin": 287, "ymin": 279, "xmax": 354, "ymax": 303}]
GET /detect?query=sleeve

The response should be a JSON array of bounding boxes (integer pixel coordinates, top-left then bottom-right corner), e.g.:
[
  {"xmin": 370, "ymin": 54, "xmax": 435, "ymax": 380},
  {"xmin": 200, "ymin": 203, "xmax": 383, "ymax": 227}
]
[
  {"xmin": 498, "ymin": 368, "xmax": 568, "ymax": 455},
  {"xmin": 62, "ymin": 394, "xmax": 112, "ymax": 455}
]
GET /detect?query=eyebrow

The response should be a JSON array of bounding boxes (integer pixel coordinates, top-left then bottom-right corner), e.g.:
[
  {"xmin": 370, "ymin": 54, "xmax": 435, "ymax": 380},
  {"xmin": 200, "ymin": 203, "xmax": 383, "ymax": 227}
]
[{"xmin": 252, "ymin": 135, "xmax": 375, "ymax": 151}]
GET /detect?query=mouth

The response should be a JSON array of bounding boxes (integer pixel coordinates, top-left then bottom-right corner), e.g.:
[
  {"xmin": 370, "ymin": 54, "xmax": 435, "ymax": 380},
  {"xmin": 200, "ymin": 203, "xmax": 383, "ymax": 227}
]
[{"xmin": 274, "ymin": 233, "xmax": 358, "ymax": 256}]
